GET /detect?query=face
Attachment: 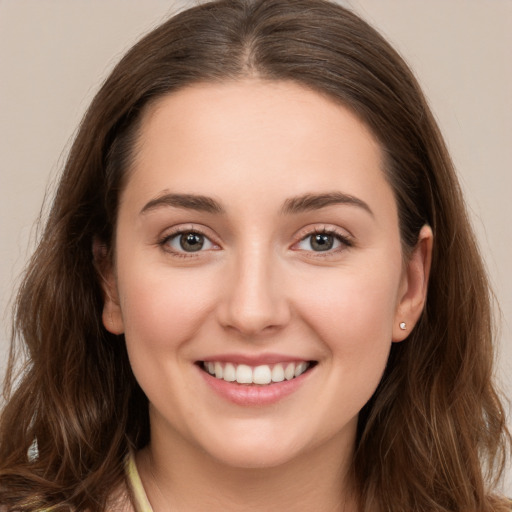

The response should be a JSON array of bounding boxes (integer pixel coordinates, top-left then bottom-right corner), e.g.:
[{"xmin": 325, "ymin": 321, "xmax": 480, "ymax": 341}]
[{"xmin": 102, "ymin": 80, "xmax": 431, "ymax": 470}]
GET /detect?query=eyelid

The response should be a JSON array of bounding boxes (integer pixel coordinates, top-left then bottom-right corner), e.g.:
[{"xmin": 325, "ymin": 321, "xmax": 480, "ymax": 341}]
[
  {"xmin": 291, "ymin": 224, "xmax": 354, "ymax": 254},
  {"xmin": 157, "ymin": 224, "xmax": 221, "ymax": 256},
  {"xmin": 156, "ymin": 223, "xmax": 353, "ymax": 258}
]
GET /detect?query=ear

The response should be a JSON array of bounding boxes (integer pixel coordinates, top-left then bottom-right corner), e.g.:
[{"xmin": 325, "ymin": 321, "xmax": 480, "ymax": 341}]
[
  {"xmin": 93, "ymin": 238, "xmax": 124, "ymax": 335},
  {"xmin": 392, "ymin": 225, "xmax": 433, "ymax": 342}
]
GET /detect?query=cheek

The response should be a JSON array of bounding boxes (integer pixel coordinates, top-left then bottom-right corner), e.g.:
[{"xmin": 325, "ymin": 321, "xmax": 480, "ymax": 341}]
[
  {"xmin": 116, "ymin": 265, "xmax": 221, "ymax": 422},
  {"xmin": 291, "ymin": 260, "xmax": 401, "ymax": 393},
  {"xmin": 298, "ymin": 270, "xmax": 399, "ymax": 343},
  {"xmin": 294, "ymin": 269, "xmax": 399, "ymax": 426},
  {"xmin": 117, "ymin": 265, "xmax": 219, "ymax": 353}
]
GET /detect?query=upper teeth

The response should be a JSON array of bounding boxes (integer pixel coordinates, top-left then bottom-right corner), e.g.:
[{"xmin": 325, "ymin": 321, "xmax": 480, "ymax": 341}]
[{"xmin": 203, "ymin": 361, "xmax": 310, "ymax": 385}]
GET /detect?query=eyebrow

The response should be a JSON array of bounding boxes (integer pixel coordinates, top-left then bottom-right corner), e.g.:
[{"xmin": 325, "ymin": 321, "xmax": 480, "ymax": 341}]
[
  {"xmin": 140, "ymin": 193, "xmax": 225, "ymax": 215},
  {"xmin": 281, "ymin": 192, "xmax": 373, "ymax": 216},
  {"xmin": 140, "ymin": 191, "xmax": 373, "ymax": 217}
]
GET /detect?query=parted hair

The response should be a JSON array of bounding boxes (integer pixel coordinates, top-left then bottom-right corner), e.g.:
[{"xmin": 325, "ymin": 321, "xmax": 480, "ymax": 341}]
[{"xmin": 0, "ymin": 1, "xmax": 509, "ymax": 510}]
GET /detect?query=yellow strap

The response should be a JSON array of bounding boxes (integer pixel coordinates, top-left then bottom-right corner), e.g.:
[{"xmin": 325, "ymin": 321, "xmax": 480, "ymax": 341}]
[{"xmin": 125, "ymin": 451, "xmax": 154, "ymax": 512}]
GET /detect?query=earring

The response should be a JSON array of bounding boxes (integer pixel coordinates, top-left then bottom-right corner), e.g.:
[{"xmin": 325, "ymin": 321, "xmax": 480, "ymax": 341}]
[{"xmin": 399, "ymin": 322, "xmax": 407, "ymax": 330}]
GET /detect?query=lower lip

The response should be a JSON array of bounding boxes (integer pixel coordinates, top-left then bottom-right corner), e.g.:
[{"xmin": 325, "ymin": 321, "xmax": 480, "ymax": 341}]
[{"xmin": 197, "ymin": 365, "xmax": 313, "ymax": 406}]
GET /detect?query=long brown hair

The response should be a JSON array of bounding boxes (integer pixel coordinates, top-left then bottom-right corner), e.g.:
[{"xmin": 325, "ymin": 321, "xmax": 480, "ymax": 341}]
[{"xmin": 1, "ymin": 1, "xmax": 509, "ymax": 510}]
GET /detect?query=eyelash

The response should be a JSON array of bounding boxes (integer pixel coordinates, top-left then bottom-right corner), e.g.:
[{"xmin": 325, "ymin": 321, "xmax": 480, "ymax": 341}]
[
  {"xmin": 157, "ymin": 226, "xmax": 218, "ymax": 259},
  {"xmin": 157, "ymin": 226, "xmax": 353, "ymax": 258},
  {"xmin": 293, "ymin": 227, "xmax": 354, "ymax": 257}
]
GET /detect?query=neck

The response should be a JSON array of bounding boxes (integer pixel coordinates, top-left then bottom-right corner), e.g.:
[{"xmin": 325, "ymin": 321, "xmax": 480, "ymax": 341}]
[{"xmin": 136, "ymin": 427, "xmax": 358, "ymax": 512}]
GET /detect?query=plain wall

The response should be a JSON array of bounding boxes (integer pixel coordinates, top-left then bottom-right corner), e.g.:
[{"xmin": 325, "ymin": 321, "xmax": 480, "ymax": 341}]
[{"xmin": 1, "ymin": 0, "xmax": 511, "ymax": 493}]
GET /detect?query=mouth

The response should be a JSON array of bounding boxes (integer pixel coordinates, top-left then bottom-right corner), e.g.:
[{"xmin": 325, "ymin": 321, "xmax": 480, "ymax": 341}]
[{"xmin": 197, "ymin": 360, "xmax": 317, "ymax": 386}]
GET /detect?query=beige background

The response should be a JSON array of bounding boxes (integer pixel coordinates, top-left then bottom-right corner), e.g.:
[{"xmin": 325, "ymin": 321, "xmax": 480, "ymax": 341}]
[{"xmin": 1, "ymin": 0, "xmax": 511, "ymax": 492}]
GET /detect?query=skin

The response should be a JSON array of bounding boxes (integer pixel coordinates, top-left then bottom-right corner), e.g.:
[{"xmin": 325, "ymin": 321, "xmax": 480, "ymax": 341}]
[{"xmin": 102, "ymin": 79, "xmax": 432, "ymax": 511}]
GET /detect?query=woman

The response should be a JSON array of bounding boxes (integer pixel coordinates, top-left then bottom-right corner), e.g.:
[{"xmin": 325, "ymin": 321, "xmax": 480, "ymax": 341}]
[{"xmin": 0, "ymin": 0, "xmax": 509, "ymax": 510}]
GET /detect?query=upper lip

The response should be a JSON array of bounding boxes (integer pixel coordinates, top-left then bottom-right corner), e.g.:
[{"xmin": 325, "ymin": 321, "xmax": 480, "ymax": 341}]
[{"xmin": 198, "ymin": 353, "xmax": 314, "ymax": 365}]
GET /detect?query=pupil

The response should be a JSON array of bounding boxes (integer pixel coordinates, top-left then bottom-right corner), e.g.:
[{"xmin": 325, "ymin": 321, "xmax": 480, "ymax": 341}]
[
  {"xmin": 180, "ymin": 233, "xmax": 204, "ymax": 252},
  {"xmin": 311, "ymin": 233, "xmax": 333, "ymax": 251}
]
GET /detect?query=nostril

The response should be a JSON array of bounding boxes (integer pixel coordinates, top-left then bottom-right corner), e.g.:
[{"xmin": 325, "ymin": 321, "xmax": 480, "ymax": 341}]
[
  {"xmin": 215, "ymin": 266, "xmax": 291, "ymax": 336},
  {"xmin": 219, "ymin": 301, "xmax": 291, "ymax": 338}
]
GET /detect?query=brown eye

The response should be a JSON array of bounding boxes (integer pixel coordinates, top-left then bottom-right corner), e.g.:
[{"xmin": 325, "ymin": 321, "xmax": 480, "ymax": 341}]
[
  {"xmin": 164, "ymin": 231, "xmax": 215, "ymax": 254},
  {"xmin": 180, "ymin": 233, "xmax": 205, "ymax": 252},
  {"xmin": 310, "ymin": 233, "xmax": 334, "ymax": 251},
  {"xmin": 295, "ymin": 230, "xmax": 351, "ymax": 254}
]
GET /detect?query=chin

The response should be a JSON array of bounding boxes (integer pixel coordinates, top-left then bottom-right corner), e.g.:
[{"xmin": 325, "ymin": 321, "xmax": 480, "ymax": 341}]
[
  {"xmin": 191, "ymin": 425, "xmax": 310, "ymax": 470},
  {"xmin": 208, "ymin": 443, "xmax": 302, "ymax": 470}
]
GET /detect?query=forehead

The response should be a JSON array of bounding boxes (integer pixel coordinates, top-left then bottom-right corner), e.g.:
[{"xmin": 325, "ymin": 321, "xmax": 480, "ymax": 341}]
[{"xmin": 123, "ymin": 79, "xmax": 395, "ymax": 221}]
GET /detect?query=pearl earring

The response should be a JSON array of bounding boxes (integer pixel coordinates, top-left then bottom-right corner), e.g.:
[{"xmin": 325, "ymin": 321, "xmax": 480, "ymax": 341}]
[{"xmin": 399, "ymin": 322, "xmax": 407, "ymax": 330}]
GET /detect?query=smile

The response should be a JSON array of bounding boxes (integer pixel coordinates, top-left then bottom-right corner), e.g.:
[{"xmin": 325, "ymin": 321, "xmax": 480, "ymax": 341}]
[{"xmin": 200, "ymin": 361, "xmax": 314, "ymax": 385}]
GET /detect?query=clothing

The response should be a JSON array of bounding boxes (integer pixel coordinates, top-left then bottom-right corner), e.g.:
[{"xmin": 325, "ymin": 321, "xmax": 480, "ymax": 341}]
[{"xmin": 125, "ymin": 452, "xmax": 153, "ymax": 512}]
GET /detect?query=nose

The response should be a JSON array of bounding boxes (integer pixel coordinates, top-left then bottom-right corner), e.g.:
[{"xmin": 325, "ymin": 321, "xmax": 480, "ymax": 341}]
[{"xmin": 216, "ymin": 245, "xmax": 291, "ymax": 338}]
